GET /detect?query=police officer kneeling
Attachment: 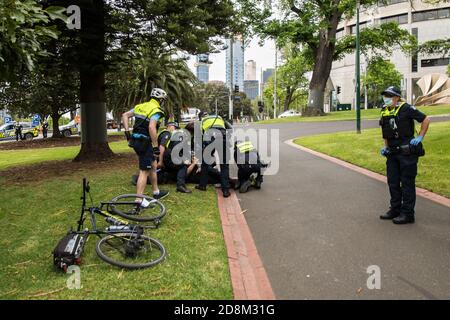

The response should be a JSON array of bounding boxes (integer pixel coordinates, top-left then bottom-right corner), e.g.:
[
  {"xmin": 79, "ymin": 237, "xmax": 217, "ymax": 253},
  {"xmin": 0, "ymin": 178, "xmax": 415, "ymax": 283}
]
[
  {"xmin": 158, "ymin": 122, "xmax": 192, "ymax": 193},
  {"xmin": 234, "ymin": 140, "xmax": 267, "ymax": 193},
  {"xmin": 379, "ymin": 86, "xmax": 430, "ymax": 224}
]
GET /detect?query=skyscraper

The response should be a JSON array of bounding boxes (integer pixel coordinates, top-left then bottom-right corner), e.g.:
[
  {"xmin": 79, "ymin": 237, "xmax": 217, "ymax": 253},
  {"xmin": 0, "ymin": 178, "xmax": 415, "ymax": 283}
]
[
  {"xmin": 244, "ymin": 80, "xmax": 259, "ymax": 100},
  {"xmin": 245, "ymin": 60, "xmax": 257, "ymax": 80},
  {"xmin": 225, "ymin": 37, "xmax": 245, "ymax": 92},
  {"xmin": 262, "ymin": 68, "xmax": 275, "ymax": 84},
  {"xmin": 196, "ymin": 54, "xmax": 211, "ymax": 83}
]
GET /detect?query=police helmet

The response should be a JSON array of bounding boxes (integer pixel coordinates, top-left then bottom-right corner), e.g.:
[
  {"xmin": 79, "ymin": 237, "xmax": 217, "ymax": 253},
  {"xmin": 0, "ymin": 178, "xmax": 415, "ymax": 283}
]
[
  {"xmin": 381, "ymin": 86, "xmax": 401, "ymax": 98},
  {"xmin": 151, "ymin": 88, "xmax": 168, "ymax": 100}
]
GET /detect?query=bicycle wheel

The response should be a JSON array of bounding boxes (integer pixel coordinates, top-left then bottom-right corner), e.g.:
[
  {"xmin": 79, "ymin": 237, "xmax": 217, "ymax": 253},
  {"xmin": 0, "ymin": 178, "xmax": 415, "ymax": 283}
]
[
  {"xmin": 95, "ymin": 233, "xmax": 166, "ymax": 270},
  {"xmin": 108, "ymin": 194, "xmax": 166, "ymax": 224}
]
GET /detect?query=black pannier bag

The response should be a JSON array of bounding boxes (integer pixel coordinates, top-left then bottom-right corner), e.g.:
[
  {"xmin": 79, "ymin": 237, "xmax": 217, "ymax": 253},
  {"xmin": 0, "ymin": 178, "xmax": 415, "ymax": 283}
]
[{"xmin": 53, "ymin": 231, "xmax": 88, "ymax": 272}]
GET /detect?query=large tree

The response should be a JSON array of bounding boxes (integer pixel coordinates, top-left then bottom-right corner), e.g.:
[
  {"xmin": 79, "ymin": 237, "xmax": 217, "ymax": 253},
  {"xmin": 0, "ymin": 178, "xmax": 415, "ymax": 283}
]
[
  {"xmin": 240, "ymin": 0, "xmax": 416, "ymax": 115},
  {"xmin": 277, "ymin": 46, "xmax": 310, "ymax": 112},
  {"xmin": 192, "ymin": 82, "xmax": 231, "ymax": 117},
  {"xmin": 0, "ymin": 0, "xmax": 65, "ymax": 81},
  {"xmin": 362, "ymin": 57, "xmax": 402, "ymax": 107},
  {"xmin": 0, "ymin": 49, "xmax": 79, "ymax": 137},
  {"xmin": 46, "ymin": 0, "xmax": 238, "ymax": 161},
  {"xmin": 107, "ymin": 46, "xmax": 198, "ymax": 123}
]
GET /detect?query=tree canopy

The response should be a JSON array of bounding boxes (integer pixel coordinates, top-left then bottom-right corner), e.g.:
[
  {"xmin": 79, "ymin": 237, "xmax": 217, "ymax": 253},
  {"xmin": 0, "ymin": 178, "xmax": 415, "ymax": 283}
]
[
  {"xmin": 238, "ymin": 0, "xmax": 416, "ymax": 114},
  {"xmin": 362, "ymin": 57, "xmax": 402, "ymax": 107},
  {"xmin": 0, "ymin": 0, "xmax": 66, "ymax": 81}
]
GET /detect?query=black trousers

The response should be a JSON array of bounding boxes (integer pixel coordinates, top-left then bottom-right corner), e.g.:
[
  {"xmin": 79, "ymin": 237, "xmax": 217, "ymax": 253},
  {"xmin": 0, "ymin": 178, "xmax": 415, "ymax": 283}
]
[
  {"xmin": 386, "ymin": 153, "xmax": 418, "ymax": 216},
  {"xmin": 199, "ymin": 129, "xmax": 230, "ymax": 191},
  {"xmin": 238, "ymin": 164, "xmax": 262, "ymax": 184},
  {"xmin": 163, "ymin": 154, "xmax": 188, "ymax": 187}
]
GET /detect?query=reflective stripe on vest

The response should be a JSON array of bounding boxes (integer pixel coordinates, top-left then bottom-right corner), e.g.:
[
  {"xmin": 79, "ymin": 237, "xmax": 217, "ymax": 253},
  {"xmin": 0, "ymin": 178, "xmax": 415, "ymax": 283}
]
[
  {"xmin": 236, "ymin": 141, "xmax": 255, "ymax": 153},
  {"xmin": 134, "ymin": 99, "xmax": 165, "ymax": 120},
  {"xmin": 164, "ymin": 129, "xmax": 187, "ymax": 149},
  {"xmin": 201, "ymin": 115, "xmax": 225, "ymax": 131},
  {"xmin": 381, "ymin": 101, "xmax": 406, "ymax": 117}
]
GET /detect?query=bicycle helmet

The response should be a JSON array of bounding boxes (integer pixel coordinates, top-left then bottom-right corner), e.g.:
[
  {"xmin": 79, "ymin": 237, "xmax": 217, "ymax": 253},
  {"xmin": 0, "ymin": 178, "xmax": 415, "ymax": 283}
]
[{"xmin": 151, "ymin": 88, "xmax": 168, "ymax": 100}]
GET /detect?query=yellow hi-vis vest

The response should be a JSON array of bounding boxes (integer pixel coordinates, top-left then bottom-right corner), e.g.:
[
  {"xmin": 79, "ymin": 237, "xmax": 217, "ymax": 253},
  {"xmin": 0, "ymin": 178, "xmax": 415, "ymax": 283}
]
[
  {"xmin": 134, "ymin": 99, "xmax": 165, "ymax": 122},
  {"xmin": 201, "ymin": 115, "xmax": 225, "ymax": 132},
  {"xmin": 380, "ymin": 100, "xmax": 406, "ymax": 117},
  {"xmin": 163, "ymin": 129, "xmax": 186, "ymax": 149},
  {"xmin": 236, "ymin": 141, "xmax": 256, "ymax": 154},
  {"xmin": 380, "ymin": 100, "xmax": 413, "ymax": 140}
]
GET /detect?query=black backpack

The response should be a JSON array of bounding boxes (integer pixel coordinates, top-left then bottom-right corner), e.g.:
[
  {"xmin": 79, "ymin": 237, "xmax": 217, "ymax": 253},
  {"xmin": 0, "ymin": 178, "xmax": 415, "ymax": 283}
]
[{"xmin": 53, "ymin": 231, "xmax": 88, "ymax": 272}]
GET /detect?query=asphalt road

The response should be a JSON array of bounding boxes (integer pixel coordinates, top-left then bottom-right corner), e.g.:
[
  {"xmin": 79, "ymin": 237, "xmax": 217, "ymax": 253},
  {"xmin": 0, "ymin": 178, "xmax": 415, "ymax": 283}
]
[{"xmin": 236, "ymin": 118, "xmax": 450, "ymax": 300}]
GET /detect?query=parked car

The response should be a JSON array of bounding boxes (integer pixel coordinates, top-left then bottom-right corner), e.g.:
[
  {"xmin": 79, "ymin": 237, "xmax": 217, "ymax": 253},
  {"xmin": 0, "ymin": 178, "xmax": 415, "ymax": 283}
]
[
  {"xmin": 106, "ymin": 119, "xmax": 118, "ymax": 129},
  {"xmin": 180, "ymin": 108, "xmax": 200, "ymax": 123},
  {"xmin": 278, "ymin": 110, "xmax": 301, "ymax": 118},
  {"xmin": 0, "ymin": 122, "xmax": 39, "ymax": 141},
  {"xmin": 59, "ymin": 120, "xmax": 79, "ymax": 137}
]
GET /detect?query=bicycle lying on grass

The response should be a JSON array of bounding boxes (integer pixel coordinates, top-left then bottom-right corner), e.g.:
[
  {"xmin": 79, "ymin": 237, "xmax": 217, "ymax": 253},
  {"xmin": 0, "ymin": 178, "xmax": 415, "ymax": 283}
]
[{"xmin": 53, "ymin": 178, "xmax": 167, "ymax": 271}]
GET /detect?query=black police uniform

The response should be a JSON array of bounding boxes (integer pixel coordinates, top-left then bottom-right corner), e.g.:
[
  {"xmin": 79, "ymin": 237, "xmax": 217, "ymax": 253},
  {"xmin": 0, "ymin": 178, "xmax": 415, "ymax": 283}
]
[
  {"xmin": 42, "ymin": 122, "xmax": 49, "ymax": 138},
  {"xmin": 15, "ymin": 124, "xmax": 23, "ymax": 141},
  {"xmin": 380, "ymin": 102, "xmax": 426, "ymax": 218},
  {"xmin": 158, "ymin": 129, "xmax": 189, "ymax": 188},
  {"xmin": 198, "ymin": 116, "xmax": 231, "ymax": 194},
  {"xmin": 234, "ymin": 141, "xmax": 264, "ymax": 191}
]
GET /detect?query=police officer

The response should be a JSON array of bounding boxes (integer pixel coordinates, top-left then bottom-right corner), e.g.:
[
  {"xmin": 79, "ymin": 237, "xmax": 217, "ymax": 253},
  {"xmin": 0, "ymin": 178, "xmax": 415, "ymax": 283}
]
[
  {"xmin": 158, "ymin": 122, "xmax": 192, "ymax": 193},
  {"xmin": 195, "ymin": 112, "xmax": 232, "ymax": 198},
  {"xmin": 234, "ymin": 140, "xmax": 265, "ymax": 193},
  {"xmin": 42, "ymin": 121, "xmax": 49, "ymax": 138},
  {"xmin": 15, "ymin": 122, "xmax": 23, "ymax": 141},
  {"xmin": 379, "ymin": 86, "xmax": 430, "ymax": 224},
  {"xmin": 122, "ymin": 88, "xmax": 169, "ymax": 202}
]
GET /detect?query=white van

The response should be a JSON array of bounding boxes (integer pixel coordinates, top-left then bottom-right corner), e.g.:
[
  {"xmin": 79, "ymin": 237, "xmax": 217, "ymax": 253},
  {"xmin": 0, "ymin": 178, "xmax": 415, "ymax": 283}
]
[{"xmin": 180, "ymin": 108, "xmax": 200, "ymax": 123}]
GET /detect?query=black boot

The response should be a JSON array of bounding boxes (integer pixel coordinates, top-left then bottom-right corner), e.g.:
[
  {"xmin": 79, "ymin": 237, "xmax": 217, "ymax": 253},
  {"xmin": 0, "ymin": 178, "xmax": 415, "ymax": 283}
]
[
  {"xmin": 177, "ymin": 185, "xmax": 192, "ymax": 193},
  {"xmin": 393, "ymin": 214, "xmax": 415, "ymax": 225},
  {"xmin": 222, "ymin": 189, "xmax": 230, "ymax": 198},
  {"xmin": 195, "ymin": 185, "xmax": 207, "ymax": 191},
  {"xmin": 239, "ymin": 180, "xmax": 251, "ymax": 193},
  {"xmin": 380, "ymin": 209, "xmax": 400, "ymax": 220}
]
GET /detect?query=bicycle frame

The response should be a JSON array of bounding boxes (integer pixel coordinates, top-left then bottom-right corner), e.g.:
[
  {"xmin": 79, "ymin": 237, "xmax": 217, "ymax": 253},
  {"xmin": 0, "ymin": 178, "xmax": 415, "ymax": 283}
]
[{"xmin": 76, "ymin": 178, "xmax": 140, "ymax": 236}]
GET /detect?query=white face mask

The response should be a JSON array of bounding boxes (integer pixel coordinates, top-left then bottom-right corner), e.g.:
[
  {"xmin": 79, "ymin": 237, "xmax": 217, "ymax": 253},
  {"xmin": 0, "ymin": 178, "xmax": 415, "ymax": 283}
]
[{"xmin": 383, "ymin": 97, "xmax": 393, "ymax": 107}]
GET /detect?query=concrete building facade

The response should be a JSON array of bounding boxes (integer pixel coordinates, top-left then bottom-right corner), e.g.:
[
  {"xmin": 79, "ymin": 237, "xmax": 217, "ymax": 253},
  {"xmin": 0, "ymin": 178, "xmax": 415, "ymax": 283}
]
[
  {"xmin": 330, "ymin": 0, "xmax": 450, "ymax": 108},
  {"xmin": 244, "ymin": 80, "xmax": 259, "ymax": 100},
  {"xmin": 226, "ymin": 37, "xmax": 245, "ymax": 92},
  {"xmin": 245, "ymin": 60, "xmax": 257, "ymax": 80},
  {"xmin": 196, "ymin": 54, "xmax": 211, "ymax": 83}
]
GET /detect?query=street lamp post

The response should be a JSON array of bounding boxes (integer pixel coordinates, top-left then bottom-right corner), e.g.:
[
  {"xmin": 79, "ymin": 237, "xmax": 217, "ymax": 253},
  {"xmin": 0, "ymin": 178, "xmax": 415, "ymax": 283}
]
[
  {"xmin": 355, "ymin": 1, "xmax": 361, "ymax": 134},
  {"xmin": 274, "ymin": 44, "xmax": 278, "ymax": 119},
  {"xmin": 229, "ymin": 37, "xmax": 234, "ymax": 122}
]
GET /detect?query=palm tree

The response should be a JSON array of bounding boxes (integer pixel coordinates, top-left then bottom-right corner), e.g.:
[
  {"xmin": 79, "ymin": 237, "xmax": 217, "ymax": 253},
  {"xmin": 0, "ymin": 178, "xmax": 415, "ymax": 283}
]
[{"xmin": 107, "ymin": 45, "xmax": 198, "ymax": 122}]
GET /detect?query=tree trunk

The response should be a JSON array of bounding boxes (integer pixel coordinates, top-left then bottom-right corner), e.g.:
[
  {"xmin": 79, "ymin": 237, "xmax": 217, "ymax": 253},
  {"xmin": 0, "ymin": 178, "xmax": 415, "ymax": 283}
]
[
  {"xmin": 74, "ymin": 0, "xmax": 113, "ymax": 161},
  {"xmin": 51, "ymin": 112, "xmax": 62, "ymax": 138},
  {"xmin": 304, "ymin": 10, "xmax": 342, "ymax": 116},
  {"xmin": 284, "ymin": 87, "xmax": 293, "ymax": 112}
]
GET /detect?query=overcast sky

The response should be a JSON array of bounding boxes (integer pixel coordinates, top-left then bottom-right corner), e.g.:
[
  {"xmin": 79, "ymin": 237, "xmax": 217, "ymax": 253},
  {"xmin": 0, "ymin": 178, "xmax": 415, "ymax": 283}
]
[{"xmin": 187, "ymin": 37, "xmax": 277, "ymax": 82}]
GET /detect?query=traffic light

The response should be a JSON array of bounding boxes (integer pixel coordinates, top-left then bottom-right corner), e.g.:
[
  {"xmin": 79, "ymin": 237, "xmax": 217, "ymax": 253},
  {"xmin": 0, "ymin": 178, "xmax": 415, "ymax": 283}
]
[
  {"xmin": 258, "ymin": 101, "xmax": 264, "ymax": 113},
  {"xmin": 337, "ymin": 86, "xmax": 341, "ymax": 94},
  {"xmin": 234, "ymin": 85, "xmax": 239, "ymax": 93}
]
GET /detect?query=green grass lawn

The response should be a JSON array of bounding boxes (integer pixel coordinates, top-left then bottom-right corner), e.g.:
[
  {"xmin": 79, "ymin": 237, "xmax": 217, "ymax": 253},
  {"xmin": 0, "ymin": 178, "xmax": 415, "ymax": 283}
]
[
  {"xmin": 294, "ymin": 121, "xmax": 450, "ymax": 198},
  {"xmin": 259, "ymin": 105, "xmax": 450, "ymax": 124},
  {"xmin": 0, "ymin": 140, "xmax": 131, "ymax": 170},
  {"xmin": 0, "ymin": 162, "xmax": 232, "ymax": 299}
]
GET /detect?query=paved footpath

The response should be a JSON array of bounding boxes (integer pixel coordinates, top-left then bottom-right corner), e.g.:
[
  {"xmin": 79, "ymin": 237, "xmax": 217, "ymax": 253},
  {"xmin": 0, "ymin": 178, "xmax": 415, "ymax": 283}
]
[{"xmin": 236, "ymin": 118, "xmax": 450, "ymax": 300}]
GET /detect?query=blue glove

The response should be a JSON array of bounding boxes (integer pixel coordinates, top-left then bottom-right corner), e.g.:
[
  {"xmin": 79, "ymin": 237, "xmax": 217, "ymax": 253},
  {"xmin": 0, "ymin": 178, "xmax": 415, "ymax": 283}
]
[
  {"xmin": 380, "ymin": 147, "xmax": 389, "ymax": 157},
  {"xmin": 410, "ymin": 135, "xmax": 424, "ymax": 146}
]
